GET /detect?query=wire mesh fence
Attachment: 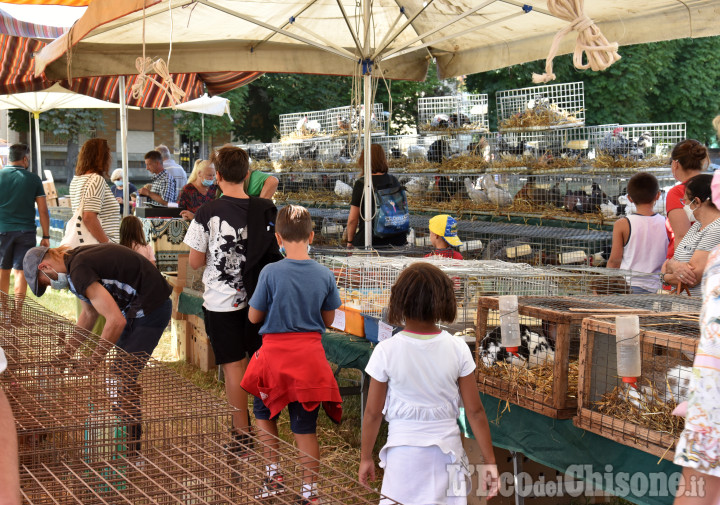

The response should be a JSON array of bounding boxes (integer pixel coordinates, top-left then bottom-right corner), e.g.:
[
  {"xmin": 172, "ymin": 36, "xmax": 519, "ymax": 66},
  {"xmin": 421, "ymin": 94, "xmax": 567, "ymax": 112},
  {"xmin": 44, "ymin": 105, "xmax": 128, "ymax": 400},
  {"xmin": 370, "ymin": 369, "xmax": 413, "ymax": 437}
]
[
  {"xmin": 20, "ymin": 430, "xmax": 398, "ymax": 505},
  {"xmin": 326, "ymin": 103, "xmax": 386, "ymax": 136},
  {"xmin": 589, "ymin": 123, "xmax": 685, "ymax": 168},
  {"xmin": 497, "ymin": 81, "xmax": 585, "ymax": 131},
  {"xmin": 575, "ymin": 314, "xmax": 700, "ymax": 460},
  {"xmin": 474, "ymin": 296, "xmax": 669, "ymax": 418},
  {"xmin": 278, "ymin": 110, "xmax": 329, "ymax": 139},
  {"xmin": 417, "ymin": 94, "xmax": 489, "ymax": 133}
]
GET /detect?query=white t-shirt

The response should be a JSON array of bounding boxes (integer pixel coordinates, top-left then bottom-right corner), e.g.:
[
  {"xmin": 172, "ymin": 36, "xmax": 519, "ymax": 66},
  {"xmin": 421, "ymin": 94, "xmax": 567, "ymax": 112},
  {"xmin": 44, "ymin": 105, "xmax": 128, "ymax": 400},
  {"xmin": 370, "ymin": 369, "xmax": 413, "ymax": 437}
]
[
  {"xmin": 0, "ymin": 345, "xmax": 6, "ymax": 374},
  {"xmin": 365, "ymin": 330, "xmax": 475, "ymax": 463}
]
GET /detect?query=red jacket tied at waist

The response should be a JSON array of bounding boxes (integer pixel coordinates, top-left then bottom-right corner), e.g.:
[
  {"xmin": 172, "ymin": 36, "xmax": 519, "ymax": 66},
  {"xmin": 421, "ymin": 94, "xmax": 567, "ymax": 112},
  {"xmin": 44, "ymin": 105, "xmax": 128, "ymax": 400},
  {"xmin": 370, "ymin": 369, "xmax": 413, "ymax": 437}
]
[{"xmin": 241, "ymin": 332, "xmax": 342, "ymax": 424}]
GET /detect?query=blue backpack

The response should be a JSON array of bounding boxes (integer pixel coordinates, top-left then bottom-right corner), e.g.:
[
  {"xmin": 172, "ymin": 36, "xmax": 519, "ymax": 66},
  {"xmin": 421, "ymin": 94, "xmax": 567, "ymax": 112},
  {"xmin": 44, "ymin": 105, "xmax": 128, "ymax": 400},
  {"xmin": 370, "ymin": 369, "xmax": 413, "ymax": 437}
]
[{"xmin": 373, "ymin": 185, "xmax": 410, "ymax": 237}]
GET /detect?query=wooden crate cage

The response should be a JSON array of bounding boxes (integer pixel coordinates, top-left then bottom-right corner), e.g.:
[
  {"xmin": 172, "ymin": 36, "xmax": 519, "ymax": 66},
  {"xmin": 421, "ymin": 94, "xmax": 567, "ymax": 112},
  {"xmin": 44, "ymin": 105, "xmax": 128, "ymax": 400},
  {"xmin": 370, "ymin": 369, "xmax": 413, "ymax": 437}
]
[
  {"xmin": 475, "ymin": 296, "xmax": 656, "ymax": 419},
  {"xmin": 575, "ymin": 314, "xmax": 699, "ymax": 461}
]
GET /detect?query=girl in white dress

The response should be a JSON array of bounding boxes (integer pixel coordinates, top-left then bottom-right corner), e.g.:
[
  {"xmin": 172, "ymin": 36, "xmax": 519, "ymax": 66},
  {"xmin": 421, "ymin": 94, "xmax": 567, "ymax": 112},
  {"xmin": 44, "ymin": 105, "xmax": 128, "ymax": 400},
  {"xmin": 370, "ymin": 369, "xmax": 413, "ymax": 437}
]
[{"xmin": 359, "ymin": 262, "xmax": 497, "ymax": 505}]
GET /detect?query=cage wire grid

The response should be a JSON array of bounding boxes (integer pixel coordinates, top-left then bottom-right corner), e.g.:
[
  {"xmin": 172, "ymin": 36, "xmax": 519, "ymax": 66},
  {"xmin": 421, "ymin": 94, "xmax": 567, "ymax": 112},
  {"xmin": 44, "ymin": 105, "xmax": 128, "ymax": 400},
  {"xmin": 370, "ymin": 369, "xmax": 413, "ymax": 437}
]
[
  {"xmin": 473, "ymin": 296, "xmax": 672, "ymax": 419},
  {"xmin": 497, "ymin": 81, "xmax": 585, "ymax": 131},
  {"xmin": 20, "ymin": 430, "xmax": 400, "ymax": 505},
  {"xmin": 575, "ymin": 314, "xmax": 700, "ymax": 460},
  {"xmin": 417, "ymin": 94, "xmax": 489, "ymax": 133}
]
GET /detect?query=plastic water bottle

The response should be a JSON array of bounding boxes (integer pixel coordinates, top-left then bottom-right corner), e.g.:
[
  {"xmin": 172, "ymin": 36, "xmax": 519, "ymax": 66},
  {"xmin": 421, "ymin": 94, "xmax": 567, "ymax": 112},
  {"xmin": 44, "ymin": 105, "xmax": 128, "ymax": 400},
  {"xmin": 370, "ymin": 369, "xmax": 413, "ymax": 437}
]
[
  {"xmin": 616, "ymin": 315, "xmax": 641, "ymax": 387},
  {"xmin": 499, "ymin": 295, "xmax": 521, "ymax": 357}
]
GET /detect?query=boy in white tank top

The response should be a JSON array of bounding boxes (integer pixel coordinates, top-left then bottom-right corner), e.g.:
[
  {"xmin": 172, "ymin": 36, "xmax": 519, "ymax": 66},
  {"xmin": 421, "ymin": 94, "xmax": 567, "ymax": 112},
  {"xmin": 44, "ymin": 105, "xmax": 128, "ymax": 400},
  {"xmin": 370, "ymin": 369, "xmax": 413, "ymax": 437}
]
[{"xmin": 607, "ymin": 172, "xmax": 669, "ymax": 293}]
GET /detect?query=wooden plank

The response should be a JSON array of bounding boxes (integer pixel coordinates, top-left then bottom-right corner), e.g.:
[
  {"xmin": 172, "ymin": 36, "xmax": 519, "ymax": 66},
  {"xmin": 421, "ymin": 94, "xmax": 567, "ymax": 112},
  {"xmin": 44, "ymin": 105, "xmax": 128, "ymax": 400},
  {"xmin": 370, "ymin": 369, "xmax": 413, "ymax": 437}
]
[
  {"xmin": 578, "ymin": 322, "xmax": 595, "ymax": 410},
  {"xmin": 552, "ymin": 318, "xmax": 571, "ymax": 410}
]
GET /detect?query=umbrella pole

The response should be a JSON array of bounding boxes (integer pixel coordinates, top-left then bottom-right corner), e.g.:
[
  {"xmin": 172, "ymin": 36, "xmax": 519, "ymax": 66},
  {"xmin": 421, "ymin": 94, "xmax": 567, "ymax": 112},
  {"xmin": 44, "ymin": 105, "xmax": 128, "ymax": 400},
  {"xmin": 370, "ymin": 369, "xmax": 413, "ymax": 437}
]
[
  {"xmin": 362, "ymin": 0, "xmax": 372, "ymax": 250},
  {"xmin": 33, "ymin": 112, "xmax": 42, "ymax": 178},
  {"xmin": 119, "ymin": 76, "xmax": 130, "ymax": 218}
]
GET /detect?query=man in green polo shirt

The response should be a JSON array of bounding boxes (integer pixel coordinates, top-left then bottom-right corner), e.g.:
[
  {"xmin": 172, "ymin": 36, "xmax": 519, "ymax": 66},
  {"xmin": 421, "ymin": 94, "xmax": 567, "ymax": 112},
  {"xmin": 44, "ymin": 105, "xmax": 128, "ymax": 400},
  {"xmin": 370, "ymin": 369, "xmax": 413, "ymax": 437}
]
[{"xmin": 0, "ymin": 144, "xmax": 50, "ymax": 298}]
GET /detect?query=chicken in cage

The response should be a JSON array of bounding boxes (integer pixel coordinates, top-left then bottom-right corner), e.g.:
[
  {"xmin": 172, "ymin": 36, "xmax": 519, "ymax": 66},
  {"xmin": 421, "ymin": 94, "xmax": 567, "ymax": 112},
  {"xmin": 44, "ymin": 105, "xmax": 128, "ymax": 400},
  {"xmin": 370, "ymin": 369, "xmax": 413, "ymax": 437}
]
[
  {"xmin": 576, "ymin": 314, "xmax": 699, "ymax": 460},
  {"xmin": 497, "ymin": 82, "xmax": 585, "ymax": 131},
  {"xmin": 278, "ymin": 110, "xmax": 329, "ymax": 140}
]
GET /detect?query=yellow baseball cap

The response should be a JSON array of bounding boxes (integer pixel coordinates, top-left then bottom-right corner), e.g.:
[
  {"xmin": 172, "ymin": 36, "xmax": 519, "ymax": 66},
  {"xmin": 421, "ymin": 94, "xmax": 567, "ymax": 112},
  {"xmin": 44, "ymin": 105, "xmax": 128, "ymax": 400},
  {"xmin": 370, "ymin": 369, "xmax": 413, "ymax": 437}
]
[{"xmin": 429, "ymin": 214, "xmax": 462, "ymax": 247}]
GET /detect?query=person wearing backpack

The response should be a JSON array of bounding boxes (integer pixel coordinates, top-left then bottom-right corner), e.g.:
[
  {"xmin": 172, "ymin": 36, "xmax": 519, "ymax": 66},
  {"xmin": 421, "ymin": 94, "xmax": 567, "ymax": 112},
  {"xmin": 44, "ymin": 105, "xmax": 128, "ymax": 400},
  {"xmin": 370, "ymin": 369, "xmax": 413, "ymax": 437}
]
[{"xmin": 345, "ymin": 145, "xmax": 409, "ymax": 248}]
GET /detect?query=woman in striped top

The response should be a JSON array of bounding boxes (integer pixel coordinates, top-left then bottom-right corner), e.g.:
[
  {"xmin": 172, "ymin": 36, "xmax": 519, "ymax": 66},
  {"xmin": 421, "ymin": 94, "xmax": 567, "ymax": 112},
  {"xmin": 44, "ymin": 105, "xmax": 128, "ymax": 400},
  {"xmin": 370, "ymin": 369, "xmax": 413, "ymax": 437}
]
[
  {"xmin": 69, "ymin": 138, "xmax": 120, "ymax": 243},
  {"xmin": 662, "ymin": 174, "xmax": 720, "ymax": 296}
]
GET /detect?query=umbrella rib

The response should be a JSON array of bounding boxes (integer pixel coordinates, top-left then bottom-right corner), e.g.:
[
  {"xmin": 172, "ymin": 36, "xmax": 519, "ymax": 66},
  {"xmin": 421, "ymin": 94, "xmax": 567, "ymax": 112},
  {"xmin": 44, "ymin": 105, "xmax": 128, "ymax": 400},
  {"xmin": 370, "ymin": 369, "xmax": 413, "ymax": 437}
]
[
  {"xmin": 254, "ymin": 0, "xmax": 319, "ymax": 48},
  {"xmin": 198, "ymin": 0, "xmax": 357, "ymax": 61},
  {"xmin": 282, "ymin": 19, "xmax": 357, "ymax": 59},
  {"xmin": 380, "ymin": 0, "xmax": 496, "ymax": 60},
  {"xmin": 382, "ymin": 5, "xmax": 522, "ymax": 61},
  {"xmin": 499, "ymin": 0, "xmax": 553, "ymax": 17},
  {"xmin": 371, "ymin": 0, "xmax": 437, "ymax": 60},
  {"xmin": 335, "ymin": 0, "xmax": 363, "ymax": 55}
]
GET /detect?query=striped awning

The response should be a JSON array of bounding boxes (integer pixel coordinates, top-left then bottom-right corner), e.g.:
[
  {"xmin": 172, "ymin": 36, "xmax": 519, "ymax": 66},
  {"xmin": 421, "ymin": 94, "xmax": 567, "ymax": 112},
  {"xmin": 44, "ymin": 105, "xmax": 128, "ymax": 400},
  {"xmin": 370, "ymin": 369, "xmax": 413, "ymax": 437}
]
[
  {"xmin": 0, "ymin": 7, "xmax": 66, "ymax": 38},
  {"xmin": 0, "ymin": 0, "xmax": 91, "ymax": 6},
  {"xmin": 0, "ymin": 31, "xmax": 262, "ymax": 107}
]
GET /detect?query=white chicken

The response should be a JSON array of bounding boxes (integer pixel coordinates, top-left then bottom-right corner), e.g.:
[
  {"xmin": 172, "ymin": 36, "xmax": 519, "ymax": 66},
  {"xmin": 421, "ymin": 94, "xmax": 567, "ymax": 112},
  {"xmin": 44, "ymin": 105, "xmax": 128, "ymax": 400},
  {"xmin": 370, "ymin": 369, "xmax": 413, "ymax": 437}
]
[
  {"xmin": 600, "ymin": 200, "xmax": 618, "ymax": 218},
  {"xmin": 479, "ymin": 174, "xmax": 512, "ymax": 207},
  {"xmin": 407, "ymin": 145, "xmax": 427, "ymax": 161},
  {"xmin": 464, "ymin": 178, "xmax": 489, "ymax": 204},
  {"xmin": 334, "ymin": 180, "xmax": 353, "ymax": 198},
  {"xmin": 405, "ymin": 176, "xmax": 431, "ymax": 196},
  {"xmin": 619, "ymin": 192, "xmax": 667, "ymax": 216}
]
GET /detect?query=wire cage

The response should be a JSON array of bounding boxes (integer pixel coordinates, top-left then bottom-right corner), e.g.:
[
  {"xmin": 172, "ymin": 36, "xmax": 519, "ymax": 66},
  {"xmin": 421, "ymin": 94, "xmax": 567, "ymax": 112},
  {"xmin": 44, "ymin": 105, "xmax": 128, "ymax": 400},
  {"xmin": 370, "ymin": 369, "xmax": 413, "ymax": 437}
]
[
  {"xmin": 417, "ymin": 94, "xmax": 490, "ymax": 133},
  {"xmin": 274, "ymin": 172, "xmax": 359, "ymax": 209},
  {"xmin": 497, "ymin": 82, "xmax": 585, "ymax": 131},
  {"xmin": 574, "ymin": 294, "xmax": 702, "ymax": 314},
  {"xmin": 589, "ymin": 123, "xmax": 686, "ymax": 168},
  {"xmin": 19, "ymin": 430, "xmax": 400, "ymax": 505},
  {"xmin": 278, "ymin": 110, "xmax": 330, "ymax": 140},
  {"xmin": 575, "ymin": 314, "xmax": 700, "ymax": 460},
  {"xmin": 553, "ymin": 266, "xmax": 666, "ymax": 296},
  {"xmin": 474, "ymin": 296, "xmax": 657, "ymax": 419},
  {"xmin": 326, "ymin": 103, "xmax": 386, "ymax": 136}
]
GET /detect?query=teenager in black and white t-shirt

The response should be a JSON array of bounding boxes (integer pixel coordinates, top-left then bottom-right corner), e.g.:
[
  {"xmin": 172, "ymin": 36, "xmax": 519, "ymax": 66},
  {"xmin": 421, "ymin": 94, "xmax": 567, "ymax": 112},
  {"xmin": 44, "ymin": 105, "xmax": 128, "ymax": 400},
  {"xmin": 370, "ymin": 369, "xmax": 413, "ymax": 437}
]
[{"xmin": 183, "ymin": 146, "xmax": 282, "ymax": 450}]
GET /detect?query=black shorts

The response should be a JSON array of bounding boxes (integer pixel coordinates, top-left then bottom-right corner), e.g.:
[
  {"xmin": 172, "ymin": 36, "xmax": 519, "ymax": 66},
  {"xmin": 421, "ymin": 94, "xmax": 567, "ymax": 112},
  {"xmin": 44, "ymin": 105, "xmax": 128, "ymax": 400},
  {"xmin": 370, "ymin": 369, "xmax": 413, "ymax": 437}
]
[
  {"xmin": 253, "ymin": 397, "xmax": 320, "ymax": 435},
  {"xmin": 0, "ymin": 230, "xmax": 36, "ymax": 270},
  {"xmin": 202, "ymin": 306, "xmax": 261, "ymax": 365}
]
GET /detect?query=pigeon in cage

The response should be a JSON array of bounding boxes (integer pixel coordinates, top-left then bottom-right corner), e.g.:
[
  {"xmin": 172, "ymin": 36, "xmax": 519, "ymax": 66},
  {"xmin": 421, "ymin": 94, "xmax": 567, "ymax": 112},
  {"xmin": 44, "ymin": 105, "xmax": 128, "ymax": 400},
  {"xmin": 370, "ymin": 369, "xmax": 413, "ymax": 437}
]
[
  {"xmin": 449, "ymin": 112, "xmax": 471, "ymax": 127},
  {"xmin": 404, "ymin": 176, "xmax": 431, "ymax": 196},
  {"xmin": 299, "ymin": 142, "xmax": 318, "ymax": 160},
  {"xmin": 427, "ymin": 139, "xmax": 454, "ymax": 163},
  {"xmin": 464, "ymin": 178, "xmax": 490, "ymax": 204},
  {"xmin": 600, "ymin": 199, "xmax": 618, "ymax": 218},
  {"xmin": 514, "ymin": 177, "xmax": 563, "ymax": 207},
  {"xmin": 598, "ymin": 127, "xmax": 650, "ymax": 159},
  {"xmin": 247, "ymin": 145, "xmax": 270, "ymax": 161},
  {"xmin": 479, "ymin": 325, "xmax": 555, "ymax": 368},
  {"xmin": 334, "ymin": 180, "xmax": 353, "ymax": 198},
  {"xmin": 295, "ymin": 115, "xmax": 308, "ymax": 131},
  {"xmin": 431, "ymin": 114, "xmax": 450, "ymax": 128},
  {"xmin": 389, "ymin": 146, "xmax": 404, "ymax": 159},
  {"xmin": 478, "ymin": 174, "xmax": 512, "ymax": 207},
  {"xmin": 407, "ymin": 144, "xmax": 428, "ymax": 161},
  {"xmin": 494, "ymin": 133, "xmax": 537, "ymax": 158},
  {"xmin": 337, "ymin": 116, "xmax": 351, "ymax": 131}
]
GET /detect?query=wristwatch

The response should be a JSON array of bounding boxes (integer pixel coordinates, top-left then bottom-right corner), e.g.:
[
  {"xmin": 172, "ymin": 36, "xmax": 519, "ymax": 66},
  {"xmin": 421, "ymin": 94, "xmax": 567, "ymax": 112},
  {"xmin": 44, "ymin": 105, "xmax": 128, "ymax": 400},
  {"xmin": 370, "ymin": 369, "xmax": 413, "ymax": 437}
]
[
  {"xmin": 660, "ymin": 272, "xmax": 667, "ymax": 284},
  {"xmin": 42, "ymin": 235, "xmax": 50, "ymax": 239}
]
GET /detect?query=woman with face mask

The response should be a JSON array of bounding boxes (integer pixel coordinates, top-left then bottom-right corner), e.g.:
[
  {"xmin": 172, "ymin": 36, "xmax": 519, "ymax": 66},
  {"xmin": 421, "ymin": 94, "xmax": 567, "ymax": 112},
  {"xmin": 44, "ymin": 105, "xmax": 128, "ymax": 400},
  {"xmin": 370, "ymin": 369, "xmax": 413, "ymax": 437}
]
[
  {"xmin": 661, "ymin": 174, "xmax": 720, "ymax": 296},
  {"xmin": 666, "ymin": 140, "xmax": 709, "ymax": 260},
  {"xmin": 178, "ymin": 159, "xmax": 217, "ymax": 221},
  {"xmin": 110, "ymin": 169, "xmax": 138, "ymax": 215}
]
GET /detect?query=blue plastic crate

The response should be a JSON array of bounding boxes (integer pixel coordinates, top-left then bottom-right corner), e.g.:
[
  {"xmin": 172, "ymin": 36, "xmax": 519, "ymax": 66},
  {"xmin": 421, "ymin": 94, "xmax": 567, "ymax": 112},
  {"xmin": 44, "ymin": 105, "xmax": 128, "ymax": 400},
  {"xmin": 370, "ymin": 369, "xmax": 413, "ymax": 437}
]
[{"xmin": 362, "ymin": 313, "xmax": 401, "ymax": 344}]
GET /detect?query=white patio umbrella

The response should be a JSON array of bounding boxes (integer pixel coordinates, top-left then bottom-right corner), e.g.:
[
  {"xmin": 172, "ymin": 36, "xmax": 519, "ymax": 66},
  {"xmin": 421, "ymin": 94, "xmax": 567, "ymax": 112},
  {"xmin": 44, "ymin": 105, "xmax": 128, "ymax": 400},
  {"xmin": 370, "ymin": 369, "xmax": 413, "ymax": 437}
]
[
  {"xmin": 34, "ymin": 0, "xmax": 720, "ymax": 245},
  {"xmin": 166, "ymin": 93, "xmax": 232, "ymax": 158},
  {"xmin": 0, "ymin": 82, "xmax": 129, "ymax": 177}
]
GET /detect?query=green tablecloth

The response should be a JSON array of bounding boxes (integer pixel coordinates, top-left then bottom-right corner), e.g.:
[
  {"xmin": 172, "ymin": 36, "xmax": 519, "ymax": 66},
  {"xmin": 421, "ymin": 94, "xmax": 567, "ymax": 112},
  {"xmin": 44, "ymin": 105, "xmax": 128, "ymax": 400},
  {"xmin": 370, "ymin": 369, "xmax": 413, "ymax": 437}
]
[{"xmin": 460, "ymin": 394, "xmax": 681, "ymax": 505}]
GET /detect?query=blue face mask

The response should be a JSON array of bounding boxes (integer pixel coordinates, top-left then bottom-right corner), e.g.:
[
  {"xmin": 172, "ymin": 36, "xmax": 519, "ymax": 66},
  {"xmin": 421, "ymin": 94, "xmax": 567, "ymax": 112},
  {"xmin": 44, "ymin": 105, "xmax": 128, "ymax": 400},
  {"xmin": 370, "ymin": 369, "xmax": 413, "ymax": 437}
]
[
  {"xmin": 202, "ymin": 178, "xmax": 215, "ymax": 187},
  {"xmin": 114, "ymin": 180, "xmax": 123, "ymax": 187},
  {"xmin": 42, "ymin": 268, "xmax": 69, "ymax": 290}
]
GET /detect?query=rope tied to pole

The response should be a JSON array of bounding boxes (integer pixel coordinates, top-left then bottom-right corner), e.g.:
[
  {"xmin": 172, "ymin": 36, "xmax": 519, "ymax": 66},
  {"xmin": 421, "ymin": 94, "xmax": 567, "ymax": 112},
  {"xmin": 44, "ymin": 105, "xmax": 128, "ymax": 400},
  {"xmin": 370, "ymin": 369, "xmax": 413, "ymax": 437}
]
[
  {"xmin": 130, "ymin": 56, "xmax": 186, "ymax": 106},
  {"xmin": 532, "ymin": 0, "xmax": 621, "ymax": 84}
]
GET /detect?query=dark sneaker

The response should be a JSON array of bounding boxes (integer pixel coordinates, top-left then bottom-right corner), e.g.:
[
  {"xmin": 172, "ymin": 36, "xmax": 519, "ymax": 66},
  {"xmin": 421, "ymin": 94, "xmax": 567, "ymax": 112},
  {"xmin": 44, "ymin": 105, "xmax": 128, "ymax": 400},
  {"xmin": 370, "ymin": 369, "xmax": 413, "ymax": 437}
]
[
  {"xmin": 256, "ymin": 474, "xmax": 285, "ymax": 498},
  {"xmin": 225, "ymin": 433, "xmax": 253, "ymax": 460}
]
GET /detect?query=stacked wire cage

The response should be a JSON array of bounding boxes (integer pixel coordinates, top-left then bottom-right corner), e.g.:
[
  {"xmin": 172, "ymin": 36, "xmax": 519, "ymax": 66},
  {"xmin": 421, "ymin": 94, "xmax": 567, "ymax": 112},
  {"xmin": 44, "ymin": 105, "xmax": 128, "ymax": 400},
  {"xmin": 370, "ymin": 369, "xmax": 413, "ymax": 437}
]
[
  {"xmin": 497, "ymin": 81, "xmax": 585, "ymax": 131},
  {"xmin": 553, "ymin": 266, "xmax": 666, "ymax": 295},
  {"xmin": 326, "ymin": 103, "xmax": 386, "ymax": 136},
  {"xmin": 278, "ymin": 109, "xmax": 330, "ymax": 140},
  {"xmin": 417, "ymin": 94, "xmax": 489, "ymax": 133},
  {"xmin": 274, "ymin": 171, "xmax": 359, "ymax": 209},
  {"xmin": 474, "ymin": 296, "xmax": 656, "ymax": 419},
  {"xmin": 575, "ymin": 314, "xmax": 700, "ymax": 460},
  {"xmin": 589, "ymin": 122, "xmax": 686, "ymax": 169},
  {"xmin": 1, "ymin": 294, "xmax": 401, "ymax": 505}
]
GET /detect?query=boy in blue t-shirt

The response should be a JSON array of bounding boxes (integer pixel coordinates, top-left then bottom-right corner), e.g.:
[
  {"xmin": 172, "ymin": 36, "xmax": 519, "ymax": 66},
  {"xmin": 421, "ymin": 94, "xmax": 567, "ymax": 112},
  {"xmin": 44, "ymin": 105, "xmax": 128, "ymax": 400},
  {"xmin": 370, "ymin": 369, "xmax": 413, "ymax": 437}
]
[{"xmin": 242, "ymin": 205, "xmax": 342, "ymax": 504}]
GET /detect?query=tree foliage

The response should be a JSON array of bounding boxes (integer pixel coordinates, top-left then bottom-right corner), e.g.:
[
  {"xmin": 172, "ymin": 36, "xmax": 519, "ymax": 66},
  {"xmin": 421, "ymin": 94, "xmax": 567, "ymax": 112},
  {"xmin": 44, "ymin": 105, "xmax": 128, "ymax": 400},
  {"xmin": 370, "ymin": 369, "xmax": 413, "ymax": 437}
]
[{"xmin": 465, "ymin": 36, "xmax": 720, "ymax": 143}]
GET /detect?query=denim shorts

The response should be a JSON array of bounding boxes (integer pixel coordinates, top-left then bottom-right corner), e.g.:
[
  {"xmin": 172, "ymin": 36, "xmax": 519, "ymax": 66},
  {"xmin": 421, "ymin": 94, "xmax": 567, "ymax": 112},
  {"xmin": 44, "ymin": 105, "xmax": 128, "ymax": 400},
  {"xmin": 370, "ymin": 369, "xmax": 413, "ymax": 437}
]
[
  {"xmin": 0, "ymin": 230, "xmax": 36, "ymax": 270},
  {"xmin": 253, "ymin": 397, "xmax": 320, "ymax": 435}
]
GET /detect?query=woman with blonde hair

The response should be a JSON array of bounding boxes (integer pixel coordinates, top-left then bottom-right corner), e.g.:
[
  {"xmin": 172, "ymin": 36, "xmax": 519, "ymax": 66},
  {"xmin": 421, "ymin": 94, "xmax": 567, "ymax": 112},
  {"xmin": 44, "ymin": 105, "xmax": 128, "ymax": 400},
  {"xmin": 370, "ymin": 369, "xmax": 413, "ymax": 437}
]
[
  {"xmin": 178, "ymin": 159, "xmax": 217, "ymax": 221},
  {"xmin": 69, "ymin": 138, "xmax": 120, "ymax": 243}
]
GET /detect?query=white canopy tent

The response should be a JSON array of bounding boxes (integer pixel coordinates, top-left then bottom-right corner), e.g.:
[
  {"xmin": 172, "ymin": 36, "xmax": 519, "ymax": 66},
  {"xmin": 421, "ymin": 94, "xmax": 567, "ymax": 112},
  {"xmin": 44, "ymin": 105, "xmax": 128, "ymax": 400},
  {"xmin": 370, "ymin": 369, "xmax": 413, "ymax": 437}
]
[
  {"xmin": 165, "ymin": 93, "xmax": 232, "ymax": 159},
  {"xmin": 0, "ymin": 82, "xmax": 129, "ymax": 177},
  {"xmin": 34, "ymin": 0, "xmax": 720, "ymax": 245}
]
